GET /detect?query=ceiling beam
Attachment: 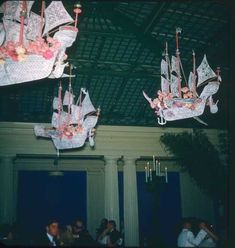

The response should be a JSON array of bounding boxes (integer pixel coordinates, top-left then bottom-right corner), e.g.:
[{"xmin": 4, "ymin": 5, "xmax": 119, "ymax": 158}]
[
  {"xmin": 98, "ymin": 3, "xmax": 163, "ymax": 56},
  {"xmin": 142, "ymin": 2, "xmax": 169, "ymax": 35}
]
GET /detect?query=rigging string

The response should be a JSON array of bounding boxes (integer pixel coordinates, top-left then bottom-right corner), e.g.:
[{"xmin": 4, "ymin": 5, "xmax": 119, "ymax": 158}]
[
  {"xmin": 175, "ymin": 28, "xmax": 182, "ymax": 98},
  {"xmin": 192, "ymin": 50, "xmax": 197, "ymax": 97},
  {"xmin": 67, "ymin": 64, "xmax": 72, "ymax": 127},
  {"xmin": 58, "ymin": 81, "xmax": 63, "ymax": 133},
  {"xmin": 19, "ymin": 1, "xmax": 27, "ymax": 46},
  {"xmin": 40, "ymin": 0, "xmax": 45, "ymax": 37},
  {"xmin": 165, "ymin": 42, "xmax": 170, "ymax": 93}
]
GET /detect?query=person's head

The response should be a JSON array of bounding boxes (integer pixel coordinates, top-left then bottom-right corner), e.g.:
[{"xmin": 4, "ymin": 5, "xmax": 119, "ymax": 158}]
[
  {"xmin": 107, "ymin": 220, "xmax": 116, "ymax": 231},
  {"xmin": 182, "ymin": 219, "xmax": 192, "ymax": 230},
  {"xmin": 46, "ymin": 220, "xmax": 59, "ymax": 237},
  {"xmin": 72, "ymin": 219, "xmax": 84, "ymax": 234},
  {"xmin": 100, "ymin": 218, "xmax": 108, "ymax": 228},
  {"xmin": 198, "ymin": 219, "xmax": 211, "ymax": 230}
]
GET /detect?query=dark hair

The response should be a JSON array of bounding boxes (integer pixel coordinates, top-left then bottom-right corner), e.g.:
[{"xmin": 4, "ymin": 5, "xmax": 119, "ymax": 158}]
[
  {"xmin": 108, "ymin": 220, "xmax": 116, "ymax": 228},
  {"xmin": 46, "ymin": 220, "xmax": 58, "ymax": 227}
]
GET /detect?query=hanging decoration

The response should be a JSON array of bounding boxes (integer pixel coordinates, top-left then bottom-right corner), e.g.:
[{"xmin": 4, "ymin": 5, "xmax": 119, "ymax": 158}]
[
  {"xmin": 144, "ymin": 155, "xmax": 168, "ymax": 184},
  {"xmin": 143, "ymin": 28, "xmax": 221, "ymax": 126},
  {"xmin": 0, "ymin": 1, "xmax": 81, "ymax": 86},
  {"xmin": 34, "ymin": 64, "xmax": 101, "ymax": 150}
]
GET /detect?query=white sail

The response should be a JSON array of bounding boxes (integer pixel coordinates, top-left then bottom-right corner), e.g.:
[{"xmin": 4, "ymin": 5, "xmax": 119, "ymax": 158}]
[
  {"xmin": 3, "ymin": 19, "xmax": 27, "ymax": 44},
  {"xmin": 14, "ymin": 1, "xmax": 34, "ymax": 24},
  {"xmin": 196, "ymin": 55, "xmax": 217, "ymax": 87},
  {"xmin": 171, "ymin": 56, "xmax": 180, "ymax": 76},
  {"xmin": 161, "ymin": 59, "xmax": 169, "ymax": 79},
  {"xmin": 51, "ymin": 111, "xmax": 68, "ymax": 129},
  {"xmin": 63, "ymin": 90, "xmax": 74, "ymax": 106},
  {"xmin": 43, "ymin": 1, "xmax": 74, "ymax": 36},
  {"xmin": 2, "ymin": 1, "xmax": 34, "ymax": 23},
  {"xmin": 53, "ymin": 97, "xmax": 62, "ymax": 110},
  {"xmin": 81, "ymin": 92, "xmax": 96, "ymax": 116},
  {"xmin": 0, "ymin": 23, "xmax": 5, "ymax": 45},
  {"xmin": 161, "ymin": 76, "xmax": 169, "ymax": 93},
  {"xmin": 26, "ymin": 12, "xmax": 43, "ymax": 41},
  {"xmin": 170, "ymin": 74, "xmax": 180, "ymax": 97},
  {"xmin": 188, "ymin": 71, "xmax": 197, "ymax": 92},
  {"xmin": 71, "ymin": 104, "xmax": 83, "ymax": 124},
  {"xmin": 1, "ymin": 1, "xmax": 18, "ymax": 20}
]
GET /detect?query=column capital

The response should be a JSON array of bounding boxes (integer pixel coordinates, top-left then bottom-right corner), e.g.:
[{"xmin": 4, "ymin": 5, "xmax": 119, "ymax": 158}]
[
  {"xmin": 123, "ymin": 157, "xmax": 137, "ymax": 166},
  {"xmin": 104, "ymin": 156, "xmax": 118, "ymax": 166}
]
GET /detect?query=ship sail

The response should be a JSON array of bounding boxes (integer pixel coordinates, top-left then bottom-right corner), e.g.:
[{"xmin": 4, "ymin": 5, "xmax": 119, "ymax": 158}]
[
  {"xmin": 160, "ymin": 59, "xmax": 169, "ymax": 93},
  {"xmin": 188, "ymin": 71, "xmax": 197, "ymax": 92},
  {"xmin": 26, "ymin": 12, "xmax": 43, "ymax": 40},
  {"xmin": 3, "ymin": 19, "xmax": 27, "ymax": 44},
  {"xmin": 170, "ymin": 56, "xmax": 181, "ymax": 97},
  {"xmin": 43, "ymin": 1, "xmax": 74, "ymax": 36},
  {"xmin": 14, "ymin": 1, "xmax": 34, "ymax": 23},
  {"xmin": 63, "ymin": 90, "xmax": 74, "ymax": 105},
  {"xmin": 196, "ymin": 55, "xmax": 217, "ymax": 87},
  {"xmin": 2, "ymin": 1, "xmax": 34, "ymax": 23},
  {"xmin": 81, "ymin": 91, "xmax": 96, "ymax": 116},
  {"xmin": 171, "ymin": 55, "xmax": 180, "ymax": 76},
  {"xmin": 170, "ymin": 74, "xmax": 181, "ymax": 97}
]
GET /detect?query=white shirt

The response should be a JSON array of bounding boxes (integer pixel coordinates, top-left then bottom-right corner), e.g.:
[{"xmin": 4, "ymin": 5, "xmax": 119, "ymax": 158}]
[
  {"xmin": 46, "ymin": 233, "xmax": 56, "ymax": 246},
  {"xmin": 177, "ymin": 228, "xmax": 207, "ymax": 247}
]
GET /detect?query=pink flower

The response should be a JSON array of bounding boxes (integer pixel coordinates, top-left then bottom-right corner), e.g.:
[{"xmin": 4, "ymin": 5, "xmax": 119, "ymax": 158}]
[
  {"xmin": 43, "ymin": 49, "xmax": 54, "ymax": 59},
  {"xmin": 47, "ymin": 36, "xmax": 54, "ymax": 43}
]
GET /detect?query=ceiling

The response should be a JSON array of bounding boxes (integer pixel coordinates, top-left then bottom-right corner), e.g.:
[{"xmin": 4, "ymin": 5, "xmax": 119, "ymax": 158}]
[{"xmin": 0, "ymin": 1, "xmax": 230, "ymax": 129}]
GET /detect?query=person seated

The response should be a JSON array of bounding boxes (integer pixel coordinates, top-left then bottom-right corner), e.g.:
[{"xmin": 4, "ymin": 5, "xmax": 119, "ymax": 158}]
[
  {"xmin": 37, "ymin": 219, "xmax": 60, "ymax": 246},
  {"xmin": 97, "ymin": 219, "xmax": 109, "ymax": 246},
  {"xmin": 106, "ymin": 220, "xmax": 123, "ymax": 247},
  {"xmin": 198, "ymin": 221, "xmax": 219, "ymax": 247},
  {"xmin": 72, "ymin": 219, "xmax": 97, "ymax": 247},
  {"xmin": 177, "ymin": 218, "xmax": 207, "ymax": 247},
  {"xmin": 59, "ymin": 225, "xmax": 74, "ymax": 246}
]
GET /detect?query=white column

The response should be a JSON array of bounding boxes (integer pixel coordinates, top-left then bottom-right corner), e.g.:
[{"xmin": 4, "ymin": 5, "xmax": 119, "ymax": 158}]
[
  {"xmin": 0, "ymin": 156, "xmax": 15, "ymax": 224},
  {"xmin": 123, "ymin": 158, "xmax": 139, "ymax": 246},
  {"xmin": 104, "ymin": 157, "xmax": 120, "ymax": 229}
]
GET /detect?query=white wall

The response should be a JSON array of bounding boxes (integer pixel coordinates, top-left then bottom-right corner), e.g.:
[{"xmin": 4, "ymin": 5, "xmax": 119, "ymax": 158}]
[{"xmin": 0, "ymin": 122, "xmax": 224, "ymax": 235}]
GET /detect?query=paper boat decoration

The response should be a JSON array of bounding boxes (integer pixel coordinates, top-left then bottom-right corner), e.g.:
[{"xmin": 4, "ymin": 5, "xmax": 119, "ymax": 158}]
[
  {"xmin": 143, "ymin": 28, "xmax": 221, "ymax": 126},
  {"xmin": 0, "ymin": 1, "xmax": 81, "ymax": 86},
  {"xmin": 34, "ymin": 82, "xmax": 100, "ymax": 150}
]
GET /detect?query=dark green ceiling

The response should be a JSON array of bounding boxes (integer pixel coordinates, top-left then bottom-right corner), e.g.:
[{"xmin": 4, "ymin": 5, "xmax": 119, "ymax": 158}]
[{"xmin": 0, "ymin": 1, "xmax": 230, "ymax": 128}]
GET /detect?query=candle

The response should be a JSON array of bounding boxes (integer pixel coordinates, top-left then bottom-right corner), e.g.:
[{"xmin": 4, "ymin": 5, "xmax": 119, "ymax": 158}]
[
  {"xmin": 156, "ymin": 160, "xmax": 158, "ymax": 175},
  {"xmin": 153, "ymin": 155, "xmax": 155, "ymax": 171},
  {"xmin": 150, "ymin": 168, "xmax": 152, "ymax": 181},
  {"xmin": 158, "ymin": 161, "xmax": 161, "ymax": 175},
  {"xmin": 147, "ymin": 162, "xmax": 150, "ymax": 178},
  {"xmin": 165, "ymin": 167, "xmax": 168, "ymax": 183},
  {"xmin": 145, "ymin": 166, "xmax": 148, "ymax": 182}
]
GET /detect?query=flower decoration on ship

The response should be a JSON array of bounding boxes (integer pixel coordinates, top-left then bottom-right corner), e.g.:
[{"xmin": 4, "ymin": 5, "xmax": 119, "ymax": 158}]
[
  {"xmin": 34, "ymin": 65, "xmax": 101, "ymax": 151},
  {"xmin": 143, "ymin": 28, "xmax": 221, "ymax": 126},
  {"xmin": 0, "ymin": 1, "xmax": 82, "ymax": 86}
]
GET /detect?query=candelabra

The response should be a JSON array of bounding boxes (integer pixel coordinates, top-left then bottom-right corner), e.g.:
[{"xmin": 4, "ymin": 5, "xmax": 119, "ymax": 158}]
[{"xmin": 144, "ymin": 156, "xmax": 168, "ymax": 183}]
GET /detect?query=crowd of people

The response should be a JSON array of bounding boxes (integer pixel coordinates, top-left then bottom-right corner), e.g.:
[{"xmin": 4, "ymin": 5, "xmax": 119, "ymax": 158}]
[
  {"xmin": 0, "ymin": 216, "xmax": 221, "ymax": 247},
  {"xmin": 0, "ymin": 218, "xmax": 123, "ymax": 247}
]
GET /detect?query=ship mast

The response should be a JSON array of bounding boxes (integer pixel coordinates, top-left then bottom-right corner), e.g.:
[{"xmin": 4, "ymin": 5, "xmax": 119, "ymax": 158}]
[
  {"xmin": 175, "ymin": 27, "xmax": 182, "ymax": 97},
  {"xmin": 192, "ymin": 50, "xmax": 197, "ymax": 97}
]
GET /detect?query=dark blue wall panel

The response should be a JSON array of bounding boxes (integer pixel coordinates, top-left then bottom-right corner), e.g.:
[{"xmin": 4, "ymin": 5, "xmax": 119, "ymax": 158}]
[
  {"xmin": 17, "ymin": 171, "xmax": 87, "ymax": 235},
  {"xmin": 137, "ymin": 172, "xmax": 182, "ymax": 246}
]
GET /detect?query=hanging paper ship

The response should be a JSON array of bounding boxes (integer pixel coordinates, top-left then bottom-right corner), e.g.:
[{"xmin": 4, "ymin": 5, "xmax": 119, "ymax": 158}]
[
  {"xmin": 34, "ymin": 74, "xmax": 101, "ymax": 150},
  {"xmin": 143, "ymin": 28, "xmax": 221, "ymax": 125},
  {"xmin": 0, "ymin": 1, "xmax": 82, "ymax": 86}
]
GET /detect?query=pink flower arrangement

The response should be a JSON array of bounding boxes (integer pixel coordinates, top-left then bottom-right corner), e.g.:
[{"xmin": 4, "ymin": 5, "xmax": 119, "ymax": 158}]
[{"xmin": 0, "ymin": 36, "xmax": 61, "ymax": 62}]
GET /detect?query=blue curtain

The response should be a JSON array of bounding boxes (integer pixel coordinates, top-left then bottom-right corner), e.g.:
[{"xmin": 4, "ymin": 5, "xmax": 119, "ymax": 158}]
[
  {"xmin": 17, "ymin": 171, "xmax": 87, "ymax": 236},
  {"xmin": 136, "ymin": 171, "xmax": 182, "ymax": 247}
]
